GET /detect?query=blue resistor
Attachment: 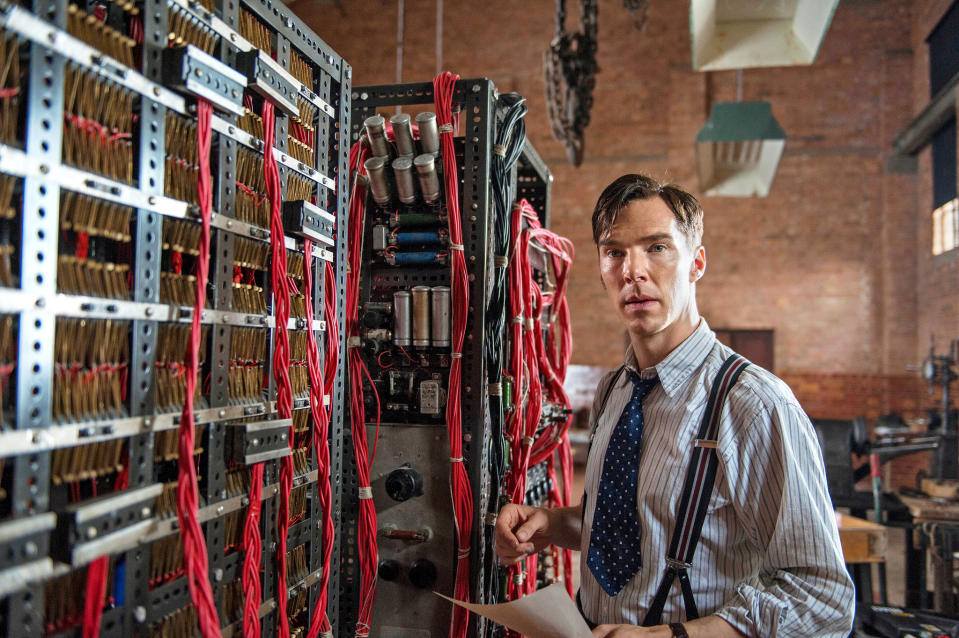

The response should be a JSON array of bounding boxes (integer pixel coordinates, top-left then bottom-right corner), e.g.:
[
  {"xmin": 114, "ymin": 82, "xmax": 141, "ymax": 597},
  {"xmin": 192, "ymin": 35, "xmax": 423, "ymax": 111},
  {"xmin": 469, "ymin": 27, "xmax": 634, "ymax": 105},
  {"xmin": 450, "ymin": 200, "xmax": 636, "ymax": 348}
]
[
  {"xmin": 113, "ymin": 559, "xmax": 126, "ymax": 606},
  {"xmin": 389, "ymin": 251, "xmax": 445, "ymax": 265},
  {"xmin": 394, "ymin": 231, "xmax": 445, "ymax": 246}
]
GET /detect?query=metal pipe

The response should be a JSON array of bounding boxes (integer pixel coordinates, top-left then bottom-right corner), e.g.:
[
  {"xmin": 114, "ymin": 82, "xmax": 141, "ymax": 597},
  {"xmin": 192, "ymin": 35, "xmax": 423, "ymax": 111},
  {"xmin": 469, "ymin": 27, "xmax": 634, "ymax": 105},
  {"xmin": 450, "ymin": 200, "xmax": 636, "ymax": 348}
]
[
  {"xmin": 391, "ymin": 113, "xmax": 415, "ymax": 158},
  {"xmin": 392, "ymin": 156, "xmax": 416, "ymax": 205},
  {"xmin": 430, "ymin": 286, "xmax": 450, "ymax": 348},
  {"xmin": 414, "ymin": 153, "xmax": 440, "ymax": 203},
  {"xmin": 416, "ymin": 111, "xmax": 439, "ymax": 156},
  {"xmin": 364, "ymin": 114, "xmax": 391, "ymax": 158},
  {"xmin": 364, "ymin": 156, "xmax": 391, "ymax": 206},
  {"xmin": 393, "ymin": 291, "xmax": 412, "ymax": 347},
  {"xmin": 411, "ymin": 286, "xmax": 430, "ymax": 348}
]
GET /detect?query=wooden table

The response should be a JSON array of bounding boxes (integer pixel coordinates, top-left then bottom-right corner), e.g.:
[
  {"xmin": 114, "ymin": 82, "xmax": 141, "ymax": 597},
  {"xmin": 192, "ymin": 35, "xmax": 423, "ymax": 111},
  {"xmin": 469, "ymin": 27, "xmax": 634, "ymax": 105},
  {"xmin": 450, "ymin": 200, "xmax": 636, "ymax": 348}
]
[{"xmin": 836, "ymin": 512, "xmax": 887, "ymax": 564}]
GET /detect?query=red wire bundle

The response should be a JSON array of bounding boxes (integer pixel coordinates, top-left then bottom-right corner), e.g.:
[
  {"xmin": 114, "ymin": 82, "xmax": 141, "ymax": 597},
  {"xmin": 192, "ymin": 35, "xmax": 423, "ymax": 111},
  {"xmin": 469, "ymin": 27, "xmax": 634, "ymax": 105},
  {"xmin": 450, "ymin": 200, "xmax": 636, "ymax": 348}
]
[
  {"xmin": 82, "ymin": 469, "xmax": 129, "ymax": 638},
  {"xmin": 346, "ymin": 139, "xmax": 381, "ymax": 638},
  {"xmin": 175, "ymin": 98, "xmax": 223, "ymax": 638},
  {"xmin": 432, "ymin": 71, "xmax": 474, "ymax": 638},
  {"xmin": 266, "ymin": 98, "xmax": 296, "ymax": 638},
  {"xmin": 503, "ymin": 198, "xmax": 576, "ymax": 600},
  {"xmin": 303, "ymin": 245, "xmax": 338, "ymax": 638}
]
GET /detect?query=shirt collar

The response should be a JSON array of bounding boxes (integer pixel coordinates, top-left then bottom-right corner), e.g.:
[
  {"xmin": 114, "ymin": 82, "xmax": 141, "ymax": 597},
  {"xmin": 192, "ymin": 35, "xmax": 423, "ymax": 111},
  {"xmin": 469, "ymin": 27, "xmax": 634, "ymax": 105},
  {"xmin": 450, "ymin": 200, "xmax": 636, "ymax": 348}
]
[{"xmin": 623, "ymin": 319, "xmax": 716, "ymax": 397}]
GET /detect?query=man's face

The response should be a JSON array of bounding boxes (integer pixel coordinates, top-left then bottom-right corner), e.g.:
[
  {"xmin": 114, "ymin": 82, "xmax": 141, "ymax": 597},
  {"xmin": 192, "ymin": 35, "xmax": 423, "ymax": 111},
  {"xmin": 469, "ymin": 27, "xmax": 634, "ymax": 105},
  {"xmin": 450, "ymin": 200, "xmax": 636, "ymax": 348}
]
[{"xmin": 597, "ymin": 197, "xmax": 706, "ymax": 344}]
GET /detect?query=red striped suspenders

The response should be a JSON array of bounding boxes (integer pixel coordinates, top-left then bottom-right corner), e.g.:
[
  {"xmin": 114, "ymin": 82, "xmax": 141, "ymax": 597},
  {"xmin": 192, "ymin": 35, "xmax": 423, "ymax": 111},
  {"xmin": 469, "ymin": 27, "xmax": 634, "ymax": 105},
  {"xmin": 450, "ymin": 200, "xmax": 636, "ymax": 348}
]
[{"xmin": 642, "ymin": 353, "xmax": 750, "ymax": 626}]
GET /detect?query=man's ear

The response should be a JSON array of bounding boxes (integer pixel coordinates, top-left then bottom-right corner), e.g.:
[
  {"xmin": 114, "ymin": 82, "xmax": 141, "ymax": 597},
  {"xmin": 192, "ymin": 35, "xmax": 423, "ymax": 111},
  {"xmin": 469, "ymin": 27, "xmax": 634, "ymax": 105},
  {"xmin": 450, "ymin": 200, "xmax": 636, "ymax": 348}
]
[{"xmin": 690, "ymin": 245, "xmax": 706, "ymax": 282}]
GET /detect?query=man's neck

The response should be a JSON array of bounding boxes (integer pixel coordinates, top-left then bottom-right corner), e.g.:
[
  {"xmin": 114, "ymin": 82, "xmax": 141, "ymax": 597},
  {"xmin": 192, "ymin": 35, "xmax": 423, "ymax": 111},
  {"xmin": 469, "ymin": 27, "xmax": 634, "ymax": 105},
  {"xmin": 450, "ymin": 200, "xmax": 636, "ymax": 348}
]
[{"xmin": 629, "ymin": 314, "xmax": 701, "ymax": 370}]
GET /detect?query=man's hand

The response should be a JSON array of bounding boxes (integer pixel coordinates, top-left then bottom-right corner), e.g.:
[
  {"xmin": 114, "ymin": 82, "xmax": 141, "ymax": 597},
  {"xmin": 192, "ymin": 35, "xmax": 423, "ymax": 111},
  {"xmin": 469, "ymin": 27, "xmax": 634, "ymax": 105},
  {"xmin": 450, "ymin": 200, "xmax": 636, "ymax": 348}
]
[
  {"xmin": 494, "ymin": 503, "xmax": 553, "ymax": 565},
  {"xmin": 592, "ymin": 624, "xmax": 671, "ymax": 638}
]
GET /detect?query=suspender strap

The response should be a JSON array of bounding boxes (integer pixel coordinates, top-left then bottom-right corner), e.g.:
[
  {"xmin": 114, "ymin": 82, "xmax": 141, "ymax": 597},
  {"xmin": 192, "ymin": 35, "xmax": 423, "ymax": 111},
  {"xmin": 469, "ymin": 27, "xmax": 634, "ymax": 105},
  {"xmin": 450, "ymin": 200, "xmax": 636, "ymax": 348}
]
[{"xmin": 643, "ymin": 354, "xmax": 750, "ymax": 627}]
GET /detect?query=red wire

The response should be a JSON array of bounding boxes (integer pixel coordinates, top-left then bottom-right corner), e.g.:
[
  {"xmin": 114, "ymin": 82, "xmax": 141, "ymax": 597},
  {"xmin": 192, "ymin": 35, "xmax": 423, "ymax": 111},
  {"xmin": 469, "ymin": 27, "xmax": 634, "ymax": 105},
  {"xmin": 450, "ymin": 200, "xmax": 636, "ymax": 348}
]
[
  {"xmin": 268, "ymin": 98, "xmax": 296, "ymax": 638},
  {"xmin": 175, "ymin": 98, "xmax": 223, "ymax": 638},
  {"xmin": 82, "ymin": 468, "xmax": 129, "ymax": 638},
  {"xmin": 345, "ymin": 139, "xmax": 381, "ymax": 638},
  {"xmin": 433, "ymin": 71, "xmax": 474, "ymax": 638}
]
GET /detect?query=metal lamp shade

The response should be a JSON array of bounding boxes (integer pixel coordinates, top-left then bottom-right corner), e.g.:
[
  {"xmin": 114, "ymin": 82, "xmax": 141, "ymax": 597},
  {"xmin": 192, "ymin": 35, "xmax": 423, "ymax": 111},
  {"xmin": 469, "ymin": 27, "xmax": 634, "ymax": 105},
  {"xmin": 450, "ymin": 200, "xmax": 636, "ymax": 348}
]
[
  {"xmin": 690, "ymin": 0, "xmax": 839, "ymax": 71},
  {"xmin": 696, "ymin": 101, "xmax": 786, "ymax": 197}
]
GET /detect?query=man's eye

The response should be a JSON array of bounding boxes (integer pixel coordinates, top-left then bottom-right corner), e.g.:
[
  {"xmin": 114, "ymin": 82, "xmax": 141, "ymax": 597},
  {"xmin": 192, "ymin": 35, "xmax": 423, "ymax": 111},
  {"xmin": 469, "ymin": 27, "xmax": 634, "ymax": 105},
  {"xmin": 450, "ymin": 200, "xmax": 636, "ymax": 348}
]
[
  {"xmin": 606, "ymin": 249, "xmax": 623, "ymax": 257},
  {"xmin": 651, "ymin": 244, "xmax": 667, "ymax": 253}
]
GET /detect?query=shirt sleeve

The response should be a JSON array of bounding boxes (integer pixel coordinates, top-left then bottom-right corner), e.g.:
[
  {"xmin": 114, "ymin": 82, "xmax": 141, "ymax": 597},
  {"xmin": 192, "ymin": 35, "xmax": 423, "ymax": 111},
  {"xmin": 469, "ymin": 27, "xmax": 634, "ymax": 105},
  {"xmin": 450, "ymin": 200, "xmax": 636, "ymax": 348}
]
[{"xmin": 713, "ymin": 399, "xmax": 855, "ymax": 638}]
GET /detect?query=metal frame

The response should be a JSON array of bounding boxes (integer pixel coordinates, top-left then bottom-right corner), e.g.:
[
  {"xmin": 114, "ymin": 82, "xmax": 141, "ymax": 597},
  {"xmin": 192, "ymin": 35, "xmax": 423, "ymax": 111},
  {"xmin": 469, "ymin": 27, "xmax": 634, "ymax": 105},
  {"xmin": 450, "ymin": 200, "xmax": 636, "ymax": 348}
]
[{"xmin": 0, "ymin": 0, "xmax": 350, "ymax": 635}]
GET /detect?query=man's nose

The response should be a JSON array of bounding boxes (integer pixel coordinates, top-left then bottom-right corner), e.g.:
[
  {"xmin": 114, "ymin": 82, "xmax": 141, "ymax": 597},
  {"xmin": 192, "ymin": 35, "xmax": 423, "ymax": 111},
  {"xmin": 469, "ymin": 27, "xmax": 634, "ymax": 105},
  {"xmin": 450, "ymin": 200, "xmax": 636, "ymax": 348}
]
[{"xmin": 623, "ymin": 251, "xmax": 648, "ymax": 282}]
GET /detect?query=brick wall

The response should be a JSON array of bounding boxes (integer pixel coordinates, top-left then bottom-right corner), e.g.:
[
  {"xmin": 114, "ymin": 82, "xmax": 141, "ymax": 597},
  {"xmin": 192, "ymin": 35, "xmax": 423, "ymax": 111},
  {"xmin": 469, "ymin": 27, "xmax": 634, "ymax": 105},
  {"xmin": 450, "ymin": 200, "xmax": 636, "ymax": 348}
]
[{"xmin": 291, "ymin": 1, "xmax": 955, "ymax": 433}]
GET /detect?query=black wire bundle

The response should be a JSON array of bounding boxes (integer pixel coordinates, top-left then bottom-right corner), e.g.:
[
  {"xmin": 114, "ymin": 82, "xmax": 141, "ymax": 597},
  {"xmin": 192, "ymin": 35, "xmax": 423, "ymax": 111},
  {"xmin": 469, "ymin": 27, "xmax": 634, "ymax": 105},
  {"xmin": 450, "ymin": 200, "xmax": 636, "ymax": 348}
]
[{"xmin": 484, "ymin": 92, "xmax": 527, "ymax": 613}]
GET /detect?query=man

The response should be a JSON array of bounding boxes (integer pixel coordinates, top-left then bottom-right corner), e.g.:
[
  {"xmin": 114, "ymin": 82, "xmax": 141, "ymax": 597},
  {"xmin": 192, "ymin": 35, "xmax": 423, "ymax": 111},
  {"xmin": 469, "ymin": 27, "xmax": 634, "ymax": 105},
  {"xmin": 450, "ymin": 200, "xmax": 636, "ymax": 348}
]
[{"xmin": 494, "ymin": 174, "xmax": 854, "ymax": 638}]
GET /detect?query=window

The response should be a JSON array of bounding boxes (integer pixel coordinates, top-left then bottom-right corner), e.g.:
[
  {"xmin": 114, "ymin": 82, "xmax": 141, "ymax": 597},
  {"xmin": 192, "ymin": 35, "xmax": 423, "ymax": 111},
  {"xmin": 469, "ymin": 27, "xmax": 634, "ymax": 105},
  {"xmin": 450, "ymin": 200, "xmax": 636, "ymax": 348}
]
[{"xmin": 927, "ymin": 3, "xmax": 958, "ymax": 255}]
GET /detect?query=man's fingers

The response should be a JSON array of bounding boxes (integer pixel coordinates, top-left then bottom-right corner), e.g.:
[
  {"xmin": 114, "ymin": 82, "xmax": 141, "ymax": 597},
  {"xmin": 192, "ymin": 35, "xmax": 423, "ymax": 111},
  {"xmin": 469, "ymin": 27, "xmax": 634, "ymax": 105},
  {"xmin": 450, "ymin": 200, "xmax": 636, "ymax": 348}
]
[
  {"xmin": 514, "ymin": 514, "xmax": 546, "ymax": 543},
  {"xmin": 592, "ymin": 624, "xmax": 616, "ymax": 638}
]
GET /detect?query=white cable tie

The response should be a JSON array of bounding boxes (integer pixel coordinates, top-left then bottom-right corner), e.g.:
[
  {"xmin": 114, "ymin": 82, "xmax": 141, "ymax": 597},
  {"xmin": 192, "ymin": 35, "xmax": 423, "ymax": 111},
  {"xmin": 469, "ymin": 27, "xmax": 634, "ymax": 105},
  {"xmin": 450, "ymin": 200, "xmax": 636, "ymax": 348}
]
[
  {"xmin": 457, "ymin": 548, "xmax": 471, "ymax": 559},
  {"xmin": 493, "ymin": 255, "xmax": 508, "ymax": 268},
  {"xmin": 524, "ymin": 318, "xmax": 534, "ymax": 330},
  {"xmin": 511, "ymin": 315, "xmax": 523, "ymax": 325},
  {"xmin": 512, "ymin": 202, "xmax": 522, "ymax": 211},
  {"xmin": 448, "ymin": 243, "xmax": 464, "ymax": 251},
  {"xmin": 358, "ymin": 486, "xmax": 373, "ymax": 499},
  {"xmin": 523, "ymin": 436, "xmax": 534, "ymax": 446},
  {"xmin": 321, "ymin": 632, "xmax": 334, "ymax": 638},
  {"xmin": 492, "ymin": 144, "xmax": 506, "ymax": 157},
  {"xmin": 438, "ymin": 123, "xmax": 454, "ymax": 134},
  {"xmin": 347, "ymin": 336, "xmax": 362, "ymax": 348},
  {"xmin": 450, "ymin": 352, "xmax": 462, "ymax": 359},
  {"xmin": 450, "ymin": 456, "xmax": 464, "ymax": 463},
  {"xmin": 513, "ymin": 573, "xmax": 525, "ymax": 585},
  {"xmin": 488, "ymin": 382, "xmax": 502, "ymax": 396}
]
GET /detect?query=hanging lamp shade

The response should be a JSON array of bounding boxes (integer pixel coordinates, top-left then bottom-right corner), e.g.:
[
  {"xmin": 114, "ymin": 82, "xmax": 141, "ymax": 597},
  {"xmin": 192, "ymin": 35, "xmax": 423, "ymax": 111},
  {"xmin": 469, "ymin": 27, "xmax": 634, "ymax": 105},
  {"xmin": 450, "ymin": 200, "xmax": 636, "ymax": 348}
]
[
  {"xmin": 696, "ymin": 101, "xmax": 786, "ymax": 197},
  {"xmin": 690, "ymin": 0, "xmax": 839, "ymax": 71}
]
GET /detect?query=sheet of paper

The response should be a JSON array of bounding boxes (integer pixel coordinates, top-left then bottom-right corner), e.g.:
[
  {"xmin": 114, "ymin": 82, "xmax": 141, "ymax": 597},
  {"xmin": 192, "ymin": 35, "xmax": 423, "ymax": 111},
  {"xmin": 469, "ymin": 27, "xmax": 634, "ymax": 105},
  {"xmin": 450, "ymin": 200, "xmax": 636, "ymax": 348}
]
[{"xmin": 436, "ymin": 583, "xmax": 593, "ymax": 638}]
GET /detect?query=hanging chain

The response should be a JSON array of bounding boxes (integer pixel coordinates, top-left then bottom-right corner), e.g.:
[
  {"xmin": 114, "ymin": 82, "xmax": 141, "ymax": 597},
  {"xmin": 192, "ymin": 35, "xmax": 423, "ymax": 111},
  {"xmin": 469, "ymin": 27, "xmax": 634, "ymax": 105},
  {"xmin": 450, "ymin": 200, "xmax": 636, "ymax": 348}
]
[{"xmin": 544, "ymin": 0, "xmax": 598, "ymax": 167}]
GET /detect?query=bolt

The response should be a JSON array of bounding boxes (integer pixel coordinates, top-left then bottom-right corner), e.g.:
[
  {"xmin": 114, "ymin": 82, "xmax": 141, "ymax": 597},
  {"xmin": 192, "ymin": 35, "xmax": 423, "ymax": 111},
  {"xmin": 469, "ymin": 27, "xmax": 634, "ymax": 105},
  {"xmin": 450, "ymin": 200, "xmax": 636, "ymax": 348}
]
[
  {"xmin": 134, "ymin": 606, "xmax": 147, "ymax": 623},
  {"xmin": 38, "ymin": 164, "xmax": 49, "ymax": 174},
  {"xmin": 148, "ymin": 196, "xmax": 157, "ymax": 205},
  {"xmin": 217, "ymin": 505, "xmax": 224, "ymax": 514},
  {"xmin": 214, "ymin": 568, "xmax": 224, "ymax": 582},
  {"xmin": 465, "ymin": 386, "xmax": 471, "ymax": 393},
  {"xmin": 472, "ymin": 84, "xmax": 481, "ymax": 92},
  {"xmin": 24, "ymin": 541, "xmax": 37, "ymax": 557},
  {"xmin": 86, "ymin": 526, "xmax": 98, "ymax": 540},
  {"xmin": 35, "ymin": 297, "xmax": 44, "ymax": 308},
  {"xmin": 153, "ymin": 87, "xmax": 160, "ymax": 97},
  {"xmin": 141, "ymin": 506, "xmax": 152, "ymax": 519},
  {"xmin": 360, "ymin": 92, "xmax": 369, "ymax": 100},
  {"xmin": 251, "ymin": 438, "xmax": 259, "ymax": 447},
  {"xmin": 471, "ymin": 137, "xmax": 479, "ymax": 143},
  {"xmin": 218, "ymin": 409, "xmax": 226, "ymax": 418}
]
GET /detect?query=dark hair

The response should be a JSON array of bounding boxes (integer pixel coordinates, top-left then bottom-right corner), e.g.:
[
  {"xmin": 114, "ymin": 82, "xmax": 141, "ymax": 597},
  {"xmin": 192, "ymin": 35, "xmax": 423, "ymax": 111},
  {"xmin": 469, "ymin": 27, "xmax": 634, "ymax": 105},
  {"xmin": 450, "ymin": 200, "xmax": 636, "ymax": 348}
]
[{"xmin": 591, "ymin": 174, "xmax": 704, "ymax": 248}]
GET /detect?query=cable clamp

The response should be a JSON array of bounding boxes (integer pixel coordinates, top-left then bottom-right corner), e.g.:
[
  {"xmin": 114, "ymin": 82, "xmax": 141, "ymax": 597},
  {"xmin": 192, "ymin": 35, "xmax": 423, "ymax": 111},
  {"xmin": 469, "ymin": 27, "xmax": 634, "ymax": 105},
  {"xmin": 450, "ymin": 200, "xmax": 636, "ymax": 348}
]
[
  {"xmin": 488, "ymin": 382, "xmax": 502, "ymax": 396},
  {"xmin": 524, "ymin": 318, "xmax": 534, "ymax": 331},
  {"xmin": 450, "ymin": 352, "xmax": 462, "ymax": 359},
  {"xmin": 448, "ymin": 243, "xmax": 464, "ymax": 252},
  {"xmin": 347, "ymin": 336, "xmax": 362, "ymax": 348},
  {"xmin": 491, "ymin": 144, "xmax": 506, "ymax": 157},
  {"xmin": 523, "ymin": 436, "xmax": 535, "ymax": 446},
  {"xmin": 511, "ymin": 315, "xmax": 523, "ymax": 325},
  {"xmin": 513, "ymin": 573, "xmax": 525, "ymax": 585},
  {"xmin": 358, "ymin": 486, "xmax": 373, "ymax": 499},
  {"xmin": 438, "ymin": 123, "xmax": 454, "ymax": 134},
  {"xmin": 449, "ymin": 456, "xmax": 464, "ymax": 463},
  {"xmin": 457, "ymin": 547, "xmax": 470, "ymax": 559},
  {"xmin": 493, "ymin": 255, "xmax": 508, "ymax": 268}
]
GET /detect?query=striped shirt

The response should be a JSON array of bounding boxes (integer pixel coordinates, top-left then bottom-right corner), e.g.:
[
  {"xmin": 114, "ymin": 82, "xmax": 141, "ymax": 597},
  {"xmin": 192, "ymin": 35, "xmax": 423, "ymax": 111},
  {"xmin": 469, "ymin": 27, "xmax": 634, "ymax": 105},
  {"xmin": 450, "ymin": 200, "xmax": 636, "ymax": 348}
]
[{"xmin": 580, "ymin": 320, "xmax": 855, "ymax": 637}]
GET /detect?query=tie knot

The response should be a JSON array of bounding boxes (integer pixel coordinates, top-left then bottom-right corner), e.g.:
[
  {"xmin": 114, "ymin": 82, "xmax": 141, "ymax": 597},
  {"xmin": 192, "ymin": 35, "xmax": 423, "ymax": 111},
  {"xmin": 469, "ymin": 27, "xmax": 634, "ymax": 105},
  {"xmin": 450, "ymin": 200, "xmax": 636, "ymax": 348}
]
[{"xmin": 628, "ymin": 372, "xmax": 659, "ymax": 400}]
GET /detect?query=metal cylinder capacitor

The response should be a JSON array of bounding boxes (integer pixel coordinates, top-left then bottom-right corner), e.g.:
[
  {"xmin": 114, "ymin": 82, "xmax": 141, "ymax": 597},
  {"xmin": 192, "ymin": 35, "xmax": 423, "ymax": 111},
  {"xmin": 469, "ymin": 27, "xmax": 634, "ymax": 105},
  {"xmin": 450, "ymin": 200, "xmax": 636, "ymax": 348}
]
[
  {"xmin": 392, "ymin": 156, "xmax": 416, "ymax": 205},
  {"xmin": 430, "ymin": 286, "xmax": 450, "ymax": 348},
  {"xmin": 393, "ymin": 291, "xmax": 412, "ymax": 347},
  {"xmin": 411, "ymin": 286, "xmax": 431, "ymax": 348},
  {"xmin": 390, "ymin": 113, "xmax": 415, "ymax": 158},
  {"xmin": 364, "ymin": 156, "xmax": 391, "ymax": 206},
  {"xmin": 416, "ymin": 111, "xmax": 439, "ymax": 156},
  {"xmin": 364, "ymin": 114, "xmax": 391, "ymax": 158},
  {"xmin": 414, "ymin": 153, "xmax": 441, "ymax": 204}
]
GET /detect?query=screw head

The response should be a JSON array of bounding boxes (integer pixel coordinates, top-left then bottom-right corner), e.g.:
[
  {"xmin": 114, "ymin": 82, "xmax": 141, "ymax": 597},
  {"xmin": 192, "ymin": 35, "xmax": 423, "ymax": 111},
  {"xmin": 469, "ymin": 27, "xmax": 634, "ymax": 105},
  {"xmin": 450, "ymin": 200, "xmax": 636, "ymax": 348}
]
[
  {"xmin": 86, "ymin": 526, "xmax": 98, "ymax": 540},
  {"xmin": 134, "ymin": 606, "xmax": 147, "ymax": 623}
]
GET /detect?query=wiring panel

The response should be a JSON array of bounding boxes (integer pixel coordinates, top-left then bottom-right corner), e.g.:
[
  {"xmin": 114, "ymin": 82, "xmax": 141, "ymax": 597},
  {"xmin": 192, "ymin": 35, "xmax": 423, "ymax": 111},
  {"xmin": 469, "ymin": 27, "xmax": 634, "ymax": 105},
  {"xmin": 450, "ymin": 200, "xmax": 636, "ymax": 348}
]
[
  {"xmin": 0, "ymin": 1, "xmax": 350, "ymax": 637},
  {"xmin": 347, "ymin": 78, "xmax": 572, "ymax": 638}
]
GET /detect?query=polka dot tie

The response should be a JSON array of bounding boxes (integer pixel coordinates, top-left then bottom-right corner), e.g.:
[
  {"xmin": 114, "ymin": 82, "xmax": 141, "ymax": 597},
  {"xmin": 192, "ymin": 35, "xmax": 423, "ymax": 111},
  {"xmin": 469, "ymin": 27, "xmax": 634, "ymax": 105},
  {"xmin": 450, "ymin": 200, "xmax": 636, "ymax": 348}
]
[{"xmin": 586, "ymin": 373, "xmax": 659, "ymax": 596}]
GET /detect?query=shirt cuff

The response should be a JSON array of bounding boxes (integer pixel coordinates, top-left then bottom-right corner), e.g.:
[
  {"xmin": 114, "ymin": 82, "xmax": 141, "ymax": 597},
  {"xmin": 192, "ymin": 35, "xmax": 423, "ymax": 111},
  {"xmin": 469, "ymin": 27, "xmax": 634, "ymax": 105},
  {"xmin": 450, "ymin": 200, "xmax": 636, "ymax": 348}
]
[{"xmin": 713, "ymin": 582, "xmax": 788, "ymax": 638}]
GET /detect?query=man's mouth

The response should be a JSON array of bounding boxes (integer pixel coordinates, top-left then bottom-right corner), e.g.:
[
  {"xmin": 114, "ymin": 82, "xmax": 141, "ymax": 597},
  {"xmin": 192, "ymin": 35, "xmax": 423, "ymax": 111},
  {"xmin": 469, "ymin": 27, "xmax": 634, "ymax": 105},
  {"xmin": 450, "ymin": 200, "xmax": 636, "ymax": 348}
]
[{"xmin": 624, "ymin": 295, "xmax": 656, "ymax": 310}]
